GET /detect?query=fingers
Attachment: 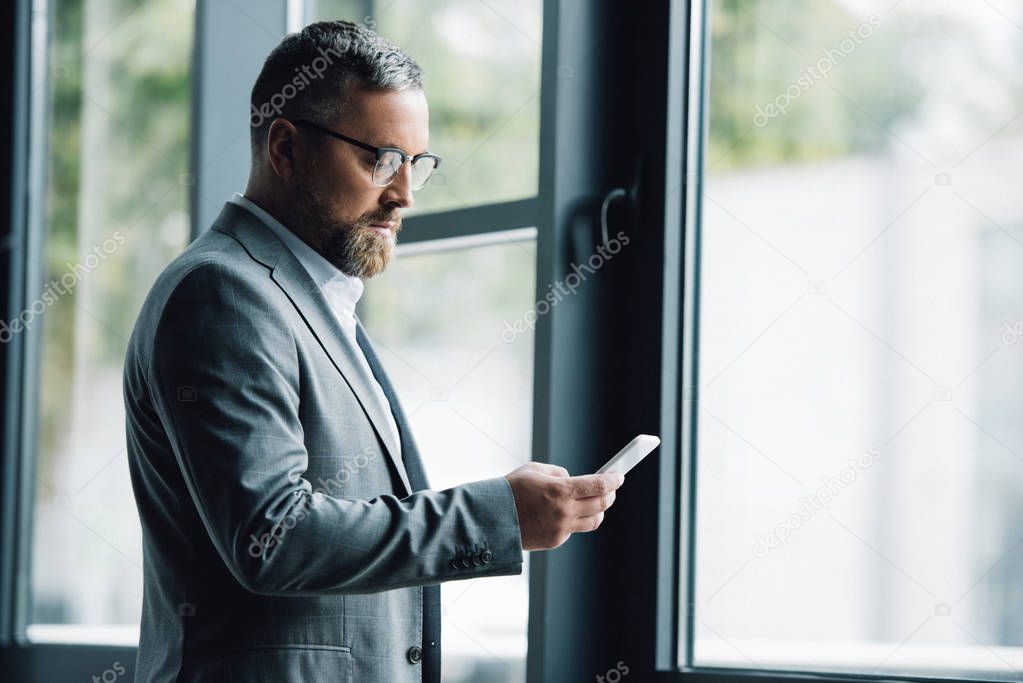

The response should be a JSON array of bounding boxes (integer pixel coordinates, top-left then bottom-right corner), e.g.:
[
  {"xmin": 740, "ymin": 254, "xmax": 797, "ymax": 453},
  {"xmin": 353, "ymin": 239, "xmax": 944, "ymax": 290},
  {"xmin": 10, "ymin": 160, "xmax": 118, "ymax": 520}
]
[
  {"xmin": 529, "ymin": 462, "xmax": 571, "ymax": 478},
  {"xmin": 574, "ymin": 489, "xmax": 616, "ymax": 517},
  {"xmin": 571, "ymin": 511, "xmax": 605, "ymax": 533},
  {"xmin": 518, "ymin": 471, "xmax": 623, "ymax": 549},
  {"xmin": 568, "ymin": 472, "xmax": 624, "ymax": 499}
]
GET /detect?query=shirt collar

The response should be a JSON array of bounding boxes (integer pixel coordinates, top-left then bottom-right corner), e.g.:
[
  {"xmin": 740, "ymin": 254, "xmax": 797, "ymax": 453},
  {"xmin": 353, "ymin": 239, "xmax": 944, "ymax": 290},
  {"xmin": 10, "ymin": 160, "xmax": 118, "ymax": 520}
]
[{"xmin": 229, "ymin": 192, "xmax": 365, "ymax": 310}]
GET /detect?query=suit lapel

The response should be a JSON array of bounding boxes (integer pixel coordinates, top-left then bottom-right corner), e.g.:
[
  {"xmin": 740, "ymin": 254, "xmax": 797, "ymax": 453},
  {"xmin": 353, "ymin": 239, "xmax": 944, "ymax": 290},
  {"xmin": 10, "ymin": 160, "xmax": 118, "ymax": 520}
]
[{"xmin": 211, "ymin": 203, "xmax": 413, "ymax": 497}]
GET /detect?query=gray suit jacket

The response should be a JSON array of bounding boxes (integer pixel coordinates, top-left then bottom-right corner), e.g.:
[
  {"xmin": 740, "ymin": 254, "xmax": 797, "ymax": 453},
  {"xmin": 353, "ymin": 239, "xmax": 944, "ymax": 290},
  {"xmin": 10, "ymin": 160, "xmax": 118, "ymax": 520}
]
[{"xmin": 123, "ymin": 202, "xmax": 524, "ymax": 682}]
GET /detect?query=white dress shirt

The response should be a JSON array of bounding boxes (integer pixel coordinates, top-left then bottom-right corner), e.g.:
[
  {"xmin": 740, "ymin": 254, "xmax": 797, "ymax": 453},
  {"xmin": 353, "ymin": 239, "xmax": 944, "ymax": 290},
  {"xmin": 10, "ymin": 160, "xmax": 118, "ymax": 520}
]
[{"xmin": 229, "ymin": 193, "xmax": 402, "ymax": 452}]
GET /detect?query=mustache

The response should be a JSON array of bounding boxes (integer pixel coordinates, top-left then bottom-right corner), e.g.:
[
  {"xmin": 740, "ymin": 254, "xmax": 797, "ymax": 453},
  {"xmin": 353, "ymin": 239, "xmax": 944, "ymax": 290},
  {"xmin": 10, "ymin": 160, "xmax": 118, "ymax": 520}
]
[{"xmin": 359, "ymin": 212, "xmax": 400, "ymax": 229}]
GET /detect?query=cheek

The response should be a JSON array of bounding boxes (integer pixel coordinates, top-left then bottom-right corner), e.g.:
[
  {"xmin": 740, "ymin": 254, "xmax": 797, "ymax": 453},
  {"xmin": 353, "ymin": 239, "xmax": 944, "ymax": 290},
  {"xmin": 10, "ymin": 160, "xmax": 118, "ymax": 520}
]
[
  {"xmin": 330, "ymin": 189, "xmax": 377, "ymax": 221},
  {"xmin": 331, "ymin": 160, "xmax": 381, "ymax": 206},
  {"xmin": 315, "ymin": 153, "xmax": 384, "ymax": 221},
  {"xmin": 312, "ymin": 176, "xmax": 352, "ymax": 213}
]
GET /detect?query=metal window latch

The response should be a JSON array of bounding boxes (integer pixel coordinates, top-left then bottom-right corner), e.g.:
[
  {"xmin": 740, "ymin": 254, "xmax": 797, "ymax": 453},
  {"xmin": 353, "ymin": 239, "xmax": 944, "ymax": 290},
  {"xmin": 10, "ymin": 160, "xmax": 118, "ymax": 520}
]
[{"xmin": 598, "ymin": 158, "xmax": 643, "ymax": 247}]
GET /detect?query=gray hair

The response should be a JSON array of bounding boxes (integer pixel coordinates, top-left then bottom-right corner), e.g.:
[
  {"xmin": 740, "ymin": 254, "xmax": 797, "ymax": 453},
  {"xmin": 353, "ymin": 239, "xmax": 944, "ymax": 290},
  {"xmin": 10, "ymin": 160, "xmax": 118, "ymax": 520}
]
[{"xmin": 249, "ymin": 20, "xmax": 423, "ymax": 155}]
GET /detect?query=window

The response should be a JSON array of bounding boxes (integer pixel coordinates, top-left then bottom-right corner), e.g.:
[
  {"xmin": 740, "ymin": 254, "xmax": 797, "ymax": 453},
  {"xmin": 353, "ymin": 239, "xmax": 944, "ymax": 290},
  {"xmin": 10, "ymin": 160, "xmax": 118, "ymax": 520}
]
[
  {"xmin": 689, "ymin": 0, "xmax": 1023, "ymax": 679},
  {"xmin": 11, "ymin": 0, "xmax": 1023, "ymax": 681},
  {"xmin": 6, "ymin": 0, "xmax": 545, "ymax": 675},
  {"xmin": 358, "ymin": 235, "xmax": 537, "ymax": 683},
  {"xmin": 27, "ymin": 0, "xmax": 193, "ymax": 643}
]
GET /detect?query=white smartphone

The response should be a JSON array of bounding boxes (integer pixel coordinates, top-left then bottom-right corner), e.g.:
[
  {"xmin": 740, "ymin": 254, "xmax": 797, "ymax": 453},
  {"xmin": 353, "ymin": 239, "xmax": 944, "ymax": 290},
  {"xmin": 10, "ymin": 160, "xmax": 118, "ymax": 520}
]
[{"xmin": 596, "ymin": 434, "xmax": 660, "ymax": 475}]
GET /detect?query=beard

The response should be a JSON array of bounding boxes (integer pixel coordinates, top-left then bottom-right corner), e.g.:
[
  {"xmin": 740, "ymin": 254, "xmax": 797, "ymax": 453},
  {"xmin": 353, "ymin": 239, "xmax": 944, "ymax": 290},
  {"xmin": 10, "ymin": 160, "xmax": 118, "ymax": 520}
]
[{"xmin": 287, "ymin": 173, "xmax": 401, "ymax": 279}]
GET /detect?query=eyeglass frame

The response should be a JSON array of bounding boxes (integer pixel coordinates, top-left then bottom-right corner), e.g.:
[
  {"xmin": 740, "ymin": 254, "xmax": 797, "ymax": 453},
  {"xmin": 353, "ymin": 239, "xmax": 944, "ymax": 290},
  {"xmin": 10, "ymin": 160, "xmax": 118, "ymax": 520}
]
[{"xmin": 290, "ymin": 118, "xmax": 442, "ymax": 190}]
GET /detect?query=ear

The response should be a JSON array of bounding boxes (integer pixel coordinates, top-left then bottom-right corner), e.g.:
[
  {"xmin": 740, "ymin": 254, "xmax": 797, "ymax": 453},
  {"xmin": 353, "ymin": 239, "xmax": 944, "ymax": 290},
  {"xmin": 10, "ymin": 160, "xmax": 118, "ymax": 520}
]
[{"xmin": 265, "ymin": 118, "xmax": 302, "ymax": 179}]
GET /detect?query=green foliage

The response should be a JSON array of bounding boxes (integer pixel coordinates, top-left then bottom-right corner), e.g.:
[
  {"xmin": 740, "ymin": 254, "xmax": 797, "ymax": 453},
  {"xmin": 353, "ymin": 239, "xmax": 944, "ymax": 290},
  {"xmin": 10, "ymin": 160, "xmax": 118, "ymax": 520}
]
[
  {"xmin": 707, "ymin": 0, "xmax": 927, "ymax": 170},
  {"xmin": 38, "ymin": 0, "xmax": 193, "ymax": 483}
]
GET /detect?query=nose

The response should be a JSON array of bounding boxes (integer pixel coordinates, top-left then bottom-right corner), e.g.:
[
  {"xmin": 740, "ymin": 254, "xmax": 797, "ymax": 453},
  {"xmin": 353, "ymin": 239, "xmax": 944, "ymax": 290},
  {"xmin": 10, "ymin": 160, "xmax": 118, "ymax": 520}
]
[{"xmin": 381, "ymin": 160, "xmax": 414, "ymax": 210}]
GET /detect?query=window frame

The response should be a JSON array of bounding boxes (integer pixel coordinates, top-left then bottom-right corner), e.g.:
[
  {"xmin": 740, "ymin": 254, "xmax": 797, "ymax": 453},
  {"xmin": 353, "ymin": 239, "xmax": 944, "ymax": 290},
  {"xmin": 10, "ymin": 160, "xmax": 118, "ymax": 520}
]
[
  {"xmin": 0, "ymin": 0, "xmax": 141, "ymax": 675},
  {"xmin": 2, "ymin": 0, "xmax": 1015, "ymax": 681},
  {"xmin": 1, "ymin": 0, "xmax": 30, "ymax": 651},
  {"xmin": 670, "ymin": 1, "xmax": 1018, "ymax": 683}
]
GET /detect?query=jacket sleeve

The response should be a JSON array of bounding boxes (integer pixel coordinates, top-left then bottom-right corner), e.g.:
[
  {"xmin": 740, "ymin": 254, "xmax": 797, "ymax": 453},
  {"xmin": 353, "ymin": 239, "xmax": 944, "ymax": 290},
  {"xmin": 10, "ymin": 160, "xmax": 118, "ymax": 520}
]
[{"xmin": 149, "ymin": 261, "xmax": 524, "ymax": 596}]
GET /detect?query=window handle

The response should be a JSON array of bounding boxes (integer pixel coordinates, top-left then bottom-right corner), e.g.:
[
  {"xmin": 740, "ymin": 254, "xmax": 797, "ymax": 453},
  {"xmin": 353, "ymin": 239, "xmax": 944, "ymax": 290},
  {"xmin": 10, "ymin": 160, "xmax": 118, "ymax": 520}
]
[
  {"xmin": 598, "ymin": 159, "xmax": 643, "ymax": 247},
  {"xmin": 599, "ymin": 187, "xmax": 628, "ymax": 248}
]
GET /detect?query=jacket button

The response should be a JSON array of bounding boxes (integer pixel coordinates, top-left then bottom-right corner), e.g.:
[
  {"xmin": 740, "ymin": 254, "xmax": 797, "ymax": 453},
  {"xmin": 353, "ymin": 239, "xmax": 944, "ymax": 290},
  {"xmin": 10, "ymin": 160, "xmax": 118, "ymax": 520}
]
[
  {"xmin": 481, "ymin": 549, "xmax": 493, "ymax": 564},
  {"xmin": 460, "ymin": 556, "xmax": 472, "ymax": 569},
  {"xmin": 407, "ymin": 645, "xmax": 422, "ymax": 664}
]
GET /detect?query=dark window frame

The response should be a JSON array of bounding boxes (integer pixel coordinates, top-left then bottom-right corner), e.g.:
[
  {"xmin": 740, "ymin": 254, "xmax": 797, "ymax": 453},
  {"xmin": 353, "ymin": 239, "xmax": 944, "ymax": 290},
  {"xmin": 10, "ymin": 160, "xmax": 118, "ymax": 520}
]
[
  {"xmin": 0, "ymin": 0, "xmax": 140, "ymax": 677},
  {"xmin": 666, "ymin": 1, "xmax": 1015, "ymax": 682}
]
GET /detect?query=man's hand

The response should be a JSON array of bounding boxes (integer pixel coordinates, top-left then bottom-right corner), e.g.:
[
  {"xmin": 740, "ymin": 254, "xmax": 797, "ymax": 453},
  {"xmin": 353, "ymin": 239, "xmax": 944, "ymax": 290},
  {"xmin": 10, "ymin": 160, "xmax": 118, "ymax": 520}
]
[{"xmin": 504, "ymin": 462, "xmax": 625, "ymax": 551}]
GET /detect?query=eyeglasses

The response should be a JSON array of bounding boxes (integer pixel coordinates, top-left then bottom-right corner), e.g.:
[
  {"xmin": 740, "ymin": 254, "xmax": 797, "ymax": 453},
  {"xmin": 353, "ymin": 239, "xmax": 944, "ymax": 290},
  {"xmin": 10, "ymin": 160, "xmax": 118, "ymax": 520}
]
[{"xmin": 291, "ymin": 119, "xmax": 441, "ymax": 191}]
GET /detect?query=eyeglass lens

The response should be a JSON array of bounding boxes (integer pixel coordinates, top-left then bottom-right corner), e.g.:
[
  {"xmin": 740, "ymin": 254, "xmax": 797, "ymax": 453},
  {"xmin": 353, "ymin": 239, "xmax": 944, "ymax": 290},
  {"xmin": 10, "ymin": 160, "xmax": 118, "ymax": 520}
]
[{"xmin": 372, "ymin": 151, "xmax": 437, "ymax": 190}]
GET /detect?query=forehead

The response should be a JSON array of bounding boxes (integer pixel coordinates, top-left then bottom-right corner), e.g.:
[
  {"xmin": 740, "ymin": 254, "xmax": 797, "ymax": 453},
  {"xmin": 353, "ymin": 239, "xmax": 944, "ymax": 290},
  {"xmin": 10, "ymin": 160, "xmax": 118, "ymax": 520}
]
[{"xmin": 342, "ymin": 87, "xmax": 430, "ymax": 153}]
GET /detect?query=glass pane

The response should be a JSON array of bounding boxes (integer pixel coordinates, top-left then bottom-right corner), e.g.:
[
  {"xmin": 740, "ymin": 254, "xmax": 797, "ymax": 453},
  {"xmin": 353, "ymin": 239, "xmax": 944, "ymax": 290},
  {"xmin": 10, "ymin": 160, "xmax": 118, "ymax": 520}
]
[
  {"xmin": 692, "ymin": 0, "xmax": 1023, "ymax": 678},
  {"xmin": 308, "ymin": 0, "xmax": 542, "ymax": 215},
  {"xmin": 358, "ymin": 235, "xmax": 536, "ymax": 683},
  {"xmin": 28, "ymin": 0, "xmax": 193, "ymax": 639}
]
